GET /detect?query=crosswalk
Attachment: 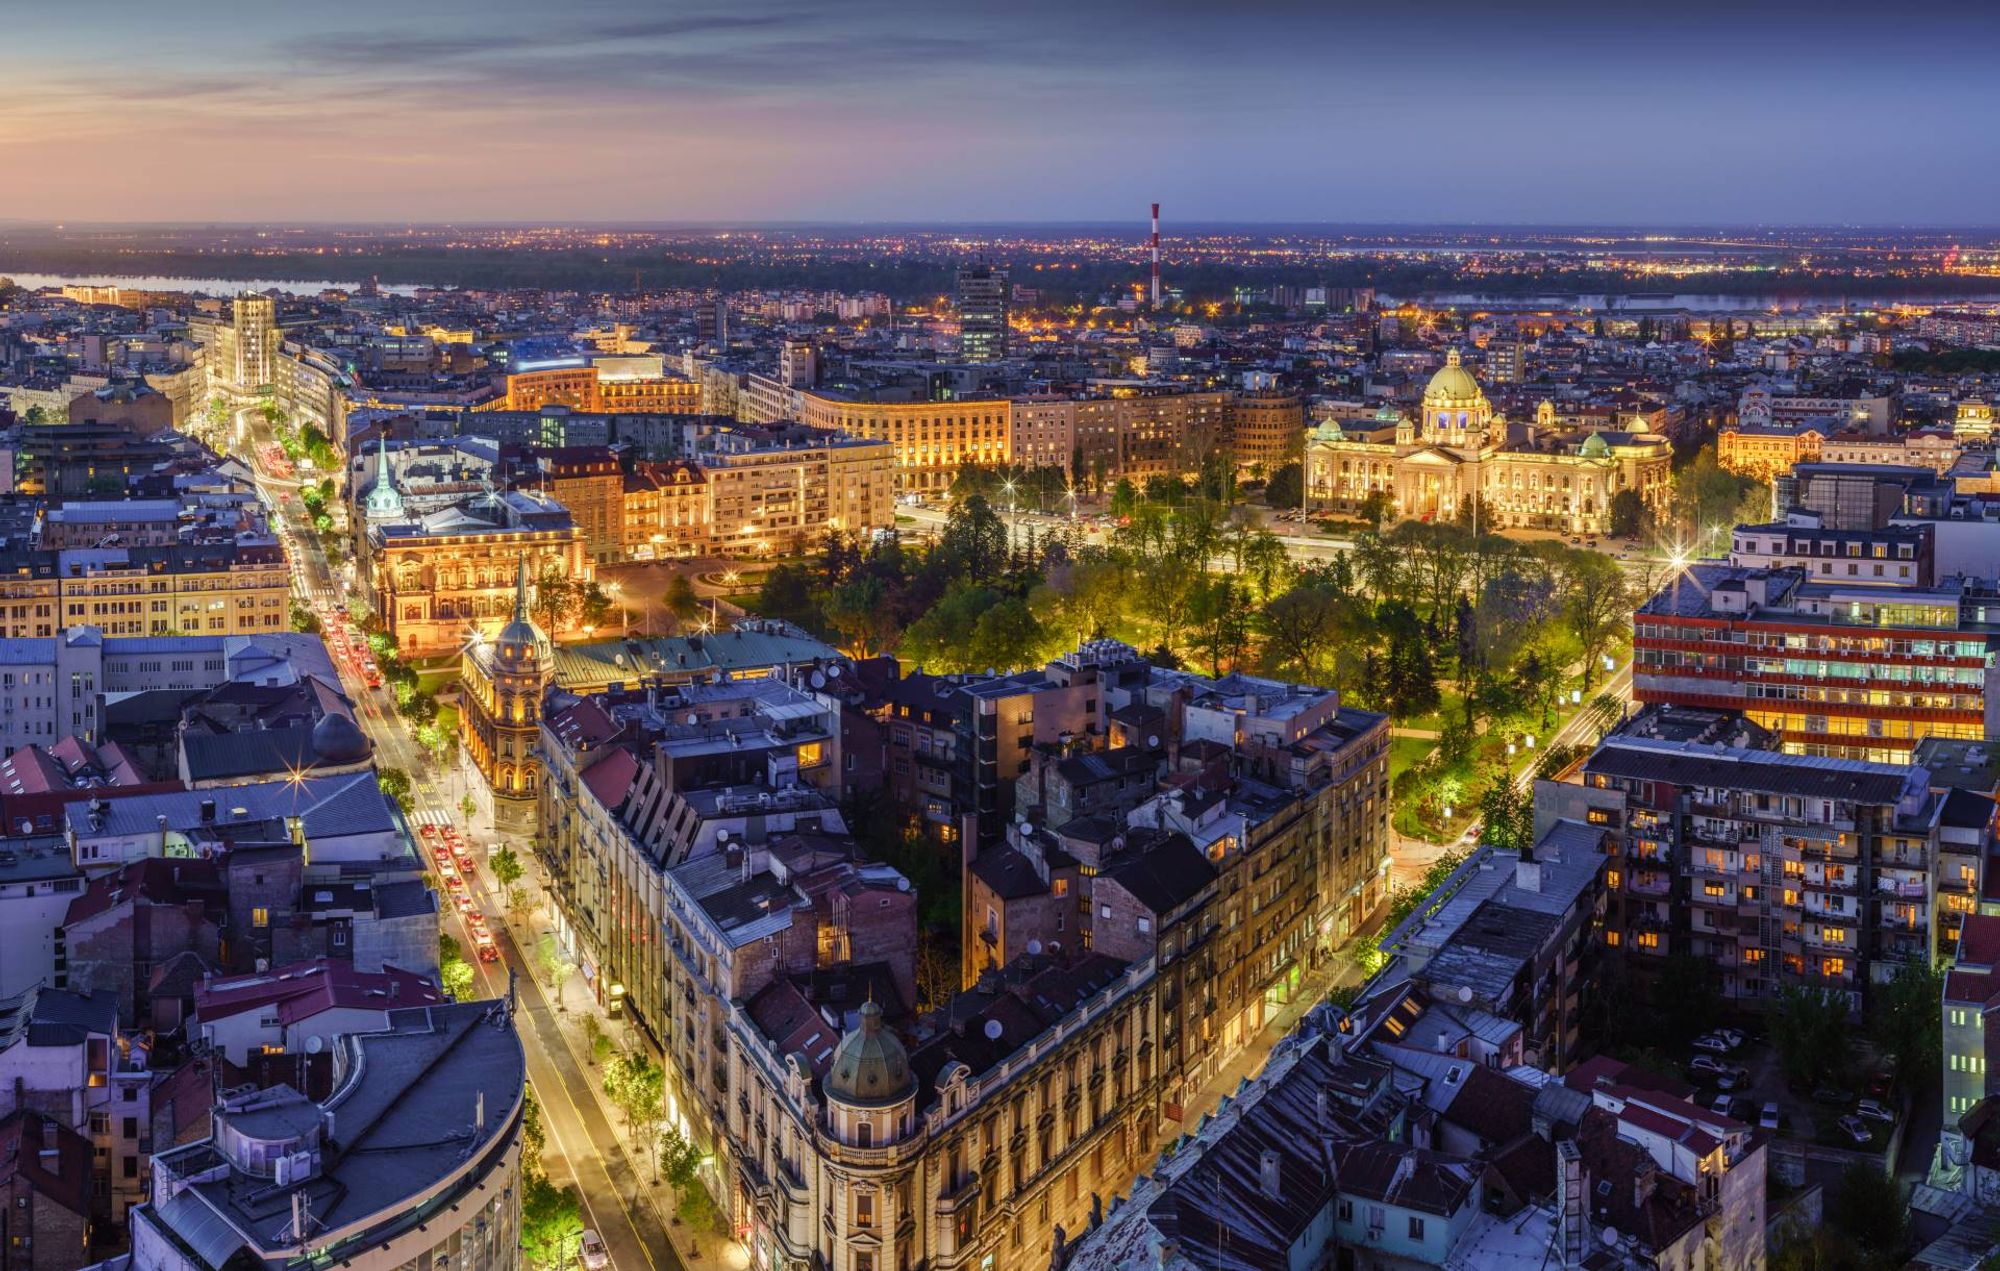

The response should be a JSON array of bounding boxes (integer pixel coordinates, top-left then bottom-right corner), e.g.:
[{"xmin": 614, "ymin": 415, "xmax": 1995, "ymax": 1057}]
[{"xmin": 410, "ymin": 807, "xmax": 457, "ymax": 828}]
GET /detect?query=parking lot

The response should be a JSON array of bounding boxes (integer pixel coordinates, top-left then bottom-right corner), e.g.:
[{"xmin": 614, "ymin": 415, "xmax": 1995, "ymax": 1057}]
[{"xmin": 1677, "ymin": 1024, "xmax": 1899, "ymax": 1159}]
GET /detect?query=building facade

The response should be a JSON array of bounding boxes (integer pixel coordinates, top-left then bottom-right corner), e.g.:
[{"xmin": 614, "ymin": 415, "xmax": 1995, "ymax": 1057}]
[{"xmin": 1304, "ymin": 350, "xmax": 1673, "ymax": 534}]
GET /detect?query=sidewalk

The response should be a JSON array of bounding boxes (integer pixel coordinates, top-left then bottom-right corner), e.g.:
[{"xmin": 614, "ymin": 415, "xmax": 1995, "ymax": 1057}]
[
  {"xmin": 1174, "ymin": 915, "xmax": 1383, "ymax": 1129},
  {"xmin": 445, "ymin": 748, "xmax": 742, "ymax": 1271},
  {"xmin": 517, "ymin": 865, "xmax": 747, "ymax": 1271}
]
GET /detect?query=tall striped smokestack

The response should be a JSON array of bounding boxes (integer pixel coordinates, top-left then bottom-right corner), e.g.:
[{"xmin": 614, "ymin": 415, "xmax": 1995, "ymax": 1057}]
[{"xmin": 1150, "ymin": 203, "xmax": 1161, "ymax": 310}]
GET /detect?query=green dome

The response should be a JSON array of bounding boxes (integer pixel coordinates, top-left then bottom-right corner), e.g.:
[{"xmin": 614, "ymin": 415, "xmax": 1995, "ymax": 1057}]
[
  {"xmin": 1579, "ymin": 431, "xmax": 1611, "ymax": 459},
  {"xmin": 1423, "ymin": 349, "xmax": 1483, "ymax": 406},
  {"xmin": 825, "ymin": 1001, "xmax": 914, "ymax": 1108}
]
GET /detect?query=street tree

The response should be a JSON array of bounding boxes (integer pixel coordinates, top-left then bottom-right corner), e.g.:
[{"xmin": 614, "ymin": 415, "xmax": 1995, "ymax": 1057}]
[{"xmin": 491, "ymin": 846, "xmax": 526, "ymax": 911}]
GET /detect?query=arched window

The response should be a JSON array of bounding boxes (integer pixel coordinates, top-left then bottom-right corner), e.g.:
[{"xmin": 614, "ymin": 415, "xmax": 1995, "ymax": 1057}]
[{"xmin": 856, "ymin": 1120, "xmax": 874, "ymax": 1149}]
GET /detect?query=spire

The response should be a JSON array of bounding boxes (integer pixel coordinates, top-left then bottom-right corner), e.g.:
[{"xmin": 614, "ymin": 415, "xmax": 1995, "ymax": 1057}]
[{"xmin": 512, "ymin": 556, "xmax": 530, "ymax": 625}]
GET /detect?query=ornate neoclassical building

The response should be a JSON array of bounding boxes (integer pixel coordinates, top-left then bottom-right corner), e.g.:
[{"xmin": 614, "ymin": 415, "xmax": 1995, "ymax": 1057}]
[
  {"xmin": 460, "ymin": 560, "xmax": 553, "ymax": 835},
  {"xmin": 1305, "ymin": 349, "xmax": 1673, "ymax": 534}
]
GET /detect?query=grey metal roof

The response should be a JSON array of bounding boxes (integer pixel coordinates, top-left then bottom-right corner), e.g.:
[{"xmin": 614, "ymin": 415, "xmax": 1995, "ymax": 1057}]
[{"xmin": 1589, "ymin": 736, "xmax": 1921, "ymax": 804}]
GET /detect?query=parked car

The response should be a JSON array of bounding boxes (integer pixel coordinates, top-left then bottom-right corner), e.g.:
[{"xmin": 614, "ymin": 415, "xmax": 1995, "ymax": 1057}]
[
  {"xmin": 1759, "ymin": 1102, "xmax": 1780, "ymax": 1131},
  {"xmin": 580, "ymin": 1230, "xmax": 609, "ymax": 1271},
  {"xmin": 1689, "ymin": 1055, "xmax": 1729, "ymax": 1077},
  {"xmin": 1836, "ymin": 1115, "xmax": 1873, "ymax": 1145},
  {"xmin": 1857, "ymin": 1099, "xmax": 1896, "ymax": 1124},
  {"xmin": 1714, "ymin": 1067, "xmax": 1748, "ymax": 1092},
  {"xmin": 1711, "ymin": 1026, "xmax": 1746, "ymax": 1049},
  {"xmin": 1707, "ymin": 1092, "xmax": 1734, "ymax": 1115},
  {"xmin": 1692, "ymin": 1034, "xmax": 1733, "ymax": 1054}
]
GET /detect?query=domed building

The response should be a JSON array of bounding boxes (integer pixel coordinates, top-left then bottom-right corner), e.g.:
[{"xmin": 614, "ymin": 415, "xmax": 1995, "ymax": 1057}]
[
  {"xmin": 1304, "ymin": 347, "xmax": 1672, "ymax": 534},
  {"xmin": 459, "ymin": 559, "xmax": 552, "ymax": 834}
]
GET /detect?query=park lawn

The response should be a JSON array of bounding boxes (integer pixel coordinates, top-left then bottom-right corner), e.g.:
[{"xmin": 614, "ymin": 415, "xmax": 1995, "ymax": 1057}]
[
  {"xmin": 1389, "ymin": 735, "xmax": 1436, "ymax": 787},
  {"xmin": 1398, "ymin": 689, "xmax": 1471, "ymax": 737}
]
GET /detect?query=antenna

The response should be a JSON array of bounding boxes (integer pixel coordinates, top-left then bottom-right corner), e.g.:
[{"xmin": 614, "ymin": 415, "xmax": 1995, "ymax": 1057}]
[{"xmin": 1150, "ymin": 203, "xmax": 1162, "ymax": 311}]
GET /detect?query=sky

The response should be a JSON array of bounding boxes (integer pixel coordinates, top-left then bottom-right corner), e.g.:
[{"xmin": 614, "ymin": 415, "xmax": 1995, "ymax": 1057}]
[{"xmin": 3, "ymin": 0, "xmax": 1998, "ymax": 226}]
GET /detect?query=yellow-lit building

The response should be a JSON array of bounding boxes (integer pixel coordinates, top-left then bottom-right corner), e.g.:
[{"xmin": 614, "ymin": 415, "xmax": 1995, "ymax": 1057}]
[
  {"xmin": 34, "ymin": 544, "xmax": 291, "ymax": 637},
  {"xmin": 702, "ymin": 436, "xmax": 896, "ymax": 557},
  {"xmin": 1717, "ymin": 421, "xmax": 1826, "ymax": 481},
  {"xmin": 799, "ymin": 390, "xmax": 1011, "ymax": 493},
  {"xmin": 622, "ymin": 461, "xmax": 712, "ymax": 559},
  {"xmin": 1304, "ymin": 349, "xmax": 1672, "ymax": 534},
  {"xmin": 491, "ymin": 363, "xmax": 701, "ymax": 414},
  {"xmin": 1227, "ymin": 390, "xmax": 1305, "ymax": 474},
  {"xmin": 459, "ymin": 561, "xmax": 552, "ymax": 835}
]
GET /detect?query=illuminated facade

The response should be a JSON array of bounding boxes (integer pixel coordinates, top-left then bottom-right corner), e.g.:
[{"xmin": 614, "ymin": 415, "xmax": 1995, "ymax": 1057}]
[
  {"xmin": 1717, "ymin": 421, "xmax": 1826, "ymax": 481},
  {"xmin": 460, "ymin": 561, "xmax": 553, "ymax": 835},
  {"xmin": 1632, "ymin": 562, "xmax": 1995, "ymax": 763},
  {"xmin": 1304, "ymin": 350, "xmax": 1672, "ymax": 533},
  {"xmin": 492, "ymin": 364, "xmax": 701, "ymax": 414},
  {"xmin": 799, "ymin": 391, "xmax": 1011, "ymax": 494},
  {"xmin": 1007, "ymin": 391, "xmax": 1231, "ymax": 484},
  {"xmin": 622, "ymin": 461, "xmax": 712, "ymax": 559},
  {"xmin": 1226, "ymin": 390, "xmax": 1305, "ymax": 473},
  {"xmin": 702, "ymin": 436, "xmax": 896, "ymax": 557}
]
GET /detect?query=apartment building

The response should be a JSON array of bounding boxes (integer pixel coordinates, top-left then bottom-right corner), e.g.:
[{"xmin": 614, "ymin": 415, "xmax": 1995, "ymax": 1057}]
[
  {"xmin": 1538, "ymin": 712, "xmax": 1986, "ymax": 1011},
  {"xmin": 701, "ymin": 434, "xmax": 895, "ymax": 557}
]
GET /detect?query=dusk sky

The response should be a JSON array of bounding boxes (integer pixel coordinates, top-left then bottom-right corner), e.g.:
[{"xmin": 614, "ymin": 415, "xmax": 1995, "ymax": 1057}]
[{"xmin": 5, "ymin": 0, "xmax": 1998, "ymax": 226}]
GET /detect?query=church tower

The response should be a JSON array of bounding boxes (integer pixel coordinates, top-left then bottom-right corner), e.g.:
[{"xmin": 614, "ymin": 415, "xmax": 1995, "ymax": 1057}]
[{"xmin": 461, "ymin": 558, "xmax": 552, "ymax": 835}]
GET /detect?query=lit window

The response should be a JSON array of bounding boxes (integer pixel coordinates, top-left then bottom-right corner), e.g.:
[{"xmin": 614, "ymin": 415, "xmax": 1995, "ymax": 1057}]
[{"xmin": 252, "ymin": 907, "xmax": 270, "ymax": 928}]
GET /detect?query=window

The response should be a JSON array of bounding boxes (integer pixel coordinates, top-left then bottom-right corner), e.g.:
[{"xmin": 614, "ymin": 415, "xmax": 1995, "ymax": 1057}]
[
  {"xmin": 856, "ymin": 1121, "xmax": 873, "ymax": 1149},
  {"xmin": 251, "ymin": 907, "xmax": 270, "ymax": 928},
  {"xmin": 1337, "ymin": 1199, "xmax": 1353, "ymax": 1223},
  {"xmin": 856, "ymin": 1192, "xmax": 875, "ymax": 1228},
  {"xmin": 1408, "ymin": 1215, "xmax": 1427, "ymax": 1241}
]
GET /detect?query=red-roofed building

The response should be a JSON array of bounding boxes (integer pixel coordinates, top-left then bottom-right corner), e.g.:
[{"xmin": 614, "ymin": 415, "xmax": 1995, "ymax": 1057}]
[
  {"xmin": 0, "ymin": 1110, "xmax": 94, "ymax": 1271},
  {"xmin": 1947, "ymin": 913, "xmax": 2000, "ymax": 1123},
  {"xmin": 189, "ymin": 957, "xmax": 444, "ymax": 1063}
]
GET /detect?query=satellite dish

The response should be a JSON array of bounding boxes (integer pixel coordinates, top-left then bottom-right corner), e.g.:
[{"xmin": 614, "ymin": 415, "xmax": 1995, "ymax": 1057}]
[
  {"xmin": 1027, "ymin": 940, "xmax": 1043, "ymax": 955},
  {"xmin": 1600, "ymin": 1228, "xmax": 1618, "ymax": 1247},
  {"xmin": 1146, "ymin": 734, "xmax": 1160, "ymax": 749},
  {"xmin": 983, "ymin": 1019, "xmax": 1003, "ymax": 1041},
  {"xmin": 305, "ymin": 1036, "xmax": 323, "ymax": 1054},
  {"xmin": 810, "ymin": 671, "xmax": 825, "ymax": 689},
  {"xmin": 687, "ymin": 713, "xmax": 700, "ymax": 726},
  {"xmin": 826, "ymin": 665, "xmax": 840, "ymax": 679},
  {"xmin": 1458, "ymin": 985, "xmax": 1473, "ymax": 1004}
]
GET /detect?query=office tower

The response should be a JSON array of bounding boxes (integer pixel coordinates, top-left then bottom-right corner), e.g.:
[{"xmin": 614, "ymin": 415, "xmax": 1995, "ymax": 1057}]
[{"xmin": 955, "ymin": 262, "xmax": 1008, "ymax": 364}]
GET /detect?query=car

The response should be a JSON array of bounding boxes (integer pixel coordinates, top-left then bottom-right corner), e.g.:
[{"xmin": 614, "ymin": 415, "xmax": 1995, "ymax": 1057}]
[
  {"xmin": 1692, "ymin": 1034, "xmax": 1733, "ymax": 1054},
  {"xmin": 1857, "ymin": 1099, "xmax": 1896, "ymax": 1124},
  {"xmin": 436, "ymin": 860, "xmax": 457, "ymax": 879},
  {"xmin": 1714, "ymin": 1067, "xmax": 1748, "ymax": 1092},
  {"xmin": 1708, "ymin": 1092, "xmax": 1736, "ymax": 1116},
  {"xmin": 453, "ymin": 892, "xmax": 477, "ymax": 914},
  {"xmin": 1713, "ymin": 1026, "xmax": 1746, "ymax": 1049},
  {"xmin": 1759, "ymin": 1102, "xmax": 1780, "ymax": 1131},
  {"xmin": 579, "ymin": 1229, "xmax": 609, "ymax": 1271},
  {"xmin": 456, "ymin": 853, "xmax": 478, "ymax": 874},
  {"xmin": 475, "ymin": 939, "xmax": 500, "ymax": 964},
  {"xmin": 1811, "ymin": 1086, "xmax": 1852, "ymax": 1108},
  {"xmin": 1688, "ymin": 1054, "xmax": 1729, "ymax": 1077},
  {"xmin": 1864, "ymin": 1072, "xmax": 1896, "ymax": 1100},
  {"xmin": 1836, "ymin": 1115, "xmax": 1873, "ymax": 1145}
]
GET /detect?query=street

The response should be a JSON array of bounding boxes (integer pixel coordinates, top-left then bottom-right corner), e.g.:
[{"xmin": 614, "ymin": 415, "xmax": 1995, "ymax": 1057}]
[{"xmin": 234, "ymin": 403, "xmax": 680, "ymax": 1271}]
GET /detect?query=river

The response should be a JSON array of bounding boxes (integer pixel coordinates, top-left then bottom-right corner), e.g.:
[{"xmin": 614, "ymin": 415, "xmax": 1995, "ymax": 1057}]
[{"xmin": 0, "ymin": 270, "xmax": 422, "ymax": 297}]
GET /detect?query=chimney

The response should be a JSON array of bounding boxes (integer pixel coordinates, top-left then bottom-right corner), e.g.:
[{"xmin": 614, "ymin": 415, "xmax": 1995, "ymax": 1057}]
[
  {"xmin": 1316, "ymin": 1088, "xmax": 1333, "ymax": 1126},
  {"xmin": 1156, "ymin": 1239, "xmax": 1179, "ymax": 1271},
  {"xmin": 475, "ymin": 1091, "xmax": 486, "ymax": 1135},
  {"xmin": 1515, "ymin": 847, "xmax": 1542, "ymax": 894},
  {"xmin": 1258, "ymin": 1149, "xmax": 1282, "ymax": 1201},
  {"xmin": 1633, "ymin": 1162, "xmax": 1656, "ymax": 1211},
  {"xmin": 199, "ymin": 798, "xmax": 216, "ymax": 824},
  {"xmin": 1557, "ymin": 1140, "xmax": 1586, "ymax": 1269}
]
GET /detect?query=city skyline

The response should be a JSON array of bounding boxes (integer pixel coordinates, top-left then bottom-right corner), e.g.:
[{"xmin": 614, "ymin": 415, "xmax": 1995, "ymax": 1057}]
[{"xmin": 7, "ymin": 0, "xmax": 2000, "ymax": 225}]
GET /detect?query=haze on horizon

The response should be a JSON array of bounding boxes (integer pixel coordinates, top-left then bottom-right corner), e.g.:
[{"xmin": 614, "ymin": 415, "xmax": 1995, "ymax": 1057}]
[{"xmin": 4, "ymin": 0, "xmax": 1995, "ymax": 227}]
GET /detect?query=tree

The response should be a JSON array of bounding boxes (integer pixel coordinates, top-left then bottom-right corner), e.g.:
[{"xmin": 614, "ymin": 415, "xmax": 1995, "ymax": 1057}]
[
  {"xmin": 969, "ymin": 596, "xmax": 1050, "ymax": 672},
  {"xmin": 1827, "ymin": 1162, "xmax": 1907, "ymax": 1263},
  {"xmin": 914, "ymin": 930, "xmax": 958, "ymax": 1015},
  {"xmin": 438, "ymin": 932, "xmax": 474, "ymax": 999},
  {"xmin": 823, "ymin": 574, "xmax": 899, "ymax": 657},
  {"xmin": 1242, "ymin": 531, "xmax": 1292, "ymax": 600},
  {"xmin": 663, "ymin": 573, "xmax": 701, "ymax": 627},
  {"xmin": 460, "ymin": 791, "xmax": 478, "ymax": 821},
  {"xmin": 1188, "ymin": 576, "xmax": 1251, "ymax": 674},
  {"xmin": 377, "ymin": 767, "xmax": 413, "ymax": 813},
  {"xmin": 603, "ymin": 1050, "xmax": 666, "ymax": 1137},
  {"xmin": 577, "ymin": 582, "xmax": 613, "ymax": 632},
  {"xmin": 1770, "ymin": 985, "xmax": 1853, "ymax": 1089},
  {"xmin": 536, "ymin": 934, "xmax": 575, "ymax": 1011},
  {"xmin": 289, "ymin": 600, "xmax": 321, "ymax": 633},
  {"xmin": 1478, "ymin": 775, "xmax": 1534, "ymax": 853},
  {"xmin": 522, "ymin": 1088, "xmax": 549, "ymax": 1181},
  {"xmin": 529, "ymin": 567, "xmax": 579, "ymax": 636},
  {"xmin": 1561, "ymin": 552, "xmax": 1630, "ymax": 687},
  {"xmin": 492, "ymin": 846, "xmax": 526, "ymax": 911},
  {"xmin": 1264, "ymin": 461, "xmax": 1303, "ymax": 509},
  {"xmin": 521, "ymin": 1174, "xmax": 584, "ymax": 1271},
  {"xmin": 1356, "ymin": 490, "xmax": 1392, "ymax": 531},
  {"xmin": 1870, "ymin": 957, "xmax": 1944, "ymax": 1093},
  {"xmin": 583, "ymin": 1013, "xmax": 610, "ymax": 1066},
  {"xmin": 1608, "ymin": 488, "xmax": 1648, "ymax": 539}
]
